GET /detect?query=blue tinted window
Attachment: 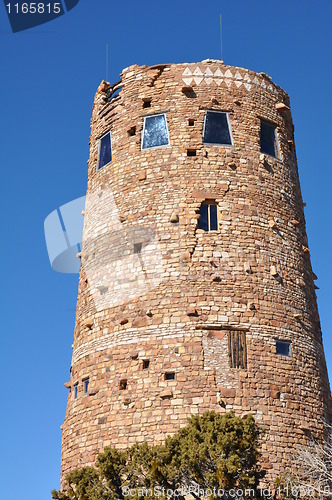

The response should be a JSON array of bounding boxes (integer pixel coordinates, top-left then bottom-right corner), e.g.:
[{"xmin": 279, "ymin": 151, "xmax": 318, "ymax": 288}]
[
  {"xmin": 210, "ymin": 204, "xmax": 218, "ymax": 230},
  {"xmin": 198, "ymin": 204, "xmax": 209, "ymax": 231},
  {"xmin": 203, "ymin": 111, "xmax": 232, "ymax": 145},
  {"xmin": 83, "ymin": 378, "xmax": 89, "ymax": 395},
  {"xmin": 198, "ymin": 203, "xmax": 218, "ymax": 231},
  {"xmin": 260, "ymin": 121, "xmax": 277, "ymax": 157},
  {"xmin": 73, "ymin": 384, "xmax": 78, "ymax": 399},
  {"xmin": 276, "ymin": 340, "xmax": 291, "ymax": 357},
  {"xmin": 142, "ymin": 114, "xmax": 169, "ymax": 150},
  {"xmin": 98, "ymin": 132, "xmax": 112, "ymax": 170}
]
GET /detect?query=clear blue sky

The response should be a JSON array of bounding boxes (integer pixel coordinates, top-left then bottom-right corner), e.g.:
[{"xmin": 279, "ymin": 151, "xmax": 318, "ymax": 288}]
[{"xmin": 0, "ymin": 1, "xmax": 331, "ymax": 498}]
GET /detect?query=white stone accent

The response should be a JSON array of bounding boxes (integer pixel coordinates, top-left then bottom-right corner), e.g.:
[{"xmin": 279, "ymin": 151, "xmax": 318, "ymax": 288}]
[{"xmin": 182, "ymin": 67, "xmax": 192, "ymax": 76}]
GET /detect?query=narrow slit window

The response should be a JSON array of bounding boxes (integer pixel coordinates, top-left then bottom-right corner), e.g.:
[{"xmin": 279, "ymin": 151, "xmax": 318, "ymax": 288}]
[
  {"xmin": 83, "ymin": 378, "xmax": 89, "ymax": 395},
  {"xmin": 97, "ymin": 131, "xmax": 112, "ymax": 170},
  {"xmin": 276, "ymin": 340, "xmax": 291, "ymax": 357},
  {"xmin": 228, "ymin": 331, "xmax": 247, "ymax": 369},
  {"xmin": 165, "ymin": 372, "xmax": 175, "ymax": 381},
  {"xmin": 203, "ymin": 111, "xmax": 233, "ymax": 146},
  {"xmin": 73, "ymin": 384, "xmax": 78, "ymax": 400},
  {"xmin": 120, "ymin": 379, "xmax": 128, "ymax": 390},
  {"xmin": 142, "ymin": 114, "xmax": 170, "ymax": 150},
  {"xmin": 142, "ymin": 359, "xmax": 150, "ymax": 370},
  {"xmin": 198, "ymin": 202, "xmax": 218, "ymax": 231},
  {"xmin": 260, "ymin": 121, "xmax": 278, "ymax": 157}
]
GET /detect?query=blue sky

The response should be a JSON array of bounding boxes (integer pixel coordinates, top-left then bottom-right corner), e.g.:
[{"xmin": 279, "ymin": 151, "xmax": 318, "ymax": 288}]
[{"xmin": 0, "ymin": 1, "xmax": 331, "ymax": 498}]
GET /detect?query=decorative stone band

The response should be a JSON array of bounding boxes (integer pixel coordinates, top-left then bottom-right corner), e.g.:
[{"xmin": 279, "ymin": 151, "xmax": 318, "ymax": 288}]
[
  {"xmin": 71, "ymin": 322, "xmax": 322, "ymax": 366},
  {"xmin": 181, "ymin": 65, "xmax": 279, "ymax": 94},
  {"xmin": 72, "ymin": 326, "xmax": 194, "ymax": 364}
]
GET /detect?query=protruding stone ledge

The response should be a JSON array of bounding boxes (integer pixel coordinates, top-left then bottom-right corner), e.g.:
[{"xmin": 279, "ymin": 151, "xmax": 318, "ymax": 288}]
[
  {"xmin": 160, "ymin": 389, "xmax": 173, "ymax": 399},
  {"xmin": 268, "ymin": 219, "xmax": 277, "ymax": 229},
  {"xmin": 170, "ymin": 212, "xmax": 179, "ymax": 223},
  {"xmin": 84, "ymin": 318, "xmax": 94, "ymax": 329},
  {"xmin": 138, "ymin": 171, "xmax": 146, "ymax": 181},
  {"xmin": 244, "ymin": 262, "xmax": 252, "ymax": 274},
  {"xmin": 276, "ymin": 102, "xmax": 290, "ymax": 112},
  {"xmin": 88, "ymin": 388, "xmax": 99, "ymax": 396}
]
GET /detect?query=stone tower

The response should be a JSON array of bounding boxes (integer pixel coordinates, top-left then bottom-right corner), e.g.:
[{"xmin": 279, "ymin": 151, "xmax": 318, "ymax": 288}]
[{"xmin": 60, "ymin": 60, "xmax": 331, "ymax": 483}]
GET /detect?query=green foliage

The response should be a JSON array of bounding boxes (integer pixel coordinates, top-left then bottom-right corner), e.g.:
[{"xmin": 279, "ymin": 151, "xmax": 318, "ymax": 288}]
[
  {"xmin": 51, "ymin": 467, "xmax": 107, "ymax": 500},
  {"xmin": 52, "ymin": 411, "xmax": 265, "ymax": 499}
]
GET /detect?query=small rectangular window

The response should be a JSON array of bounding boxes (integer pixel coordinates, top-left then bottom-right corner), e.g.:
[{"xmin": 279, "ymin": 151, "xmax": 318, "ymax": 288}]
[
  {"xmin": 83, "ymin": 378, "xmax": 89, "ymax": 395},
  {"xmin": 276, "ymin": 340, "xmax": 291, "ymax": 357},
  {"xmin": 120, "ymin": 379, "xmax": 127, "ymax": 390},
  {"xmin": 128, "ymin": 126, "xmax": 136, "ymax": 137},
  {"xmin": 165, "ymin": 372, "xmax": 175, "ymax": 380},
  {"xmin": 134, "ymin": 242, "xmax": 142, "ymax": 254},
  {"xmin": 142, "ymin": 114, "xmax": 170, "ymax": 150},
  {"xmin": 228, "ymin": 331, "xmax": 247, "ymax": 369},
  {"xmin": 203, "ymin": 111, "xmax": 233, "ymax": 146},
  {"xmin": 198, "ymin": 202, "xmax": 218, "ymax": 231},
  {"xmin": 73, "ymin": 384, "xmax": 78, "ymax": 400},
  {"xmin": 97, "ymin": 131, "xmax": 112, "ymax": 170},
  {"xmin": 260, "ymin": 121, "xmax": 278, "ymax": 158},
  {"xmin": 142, "ymin": 359, "xmax": 150, "ymax": 370},
  {"xmin": 143, "ymin": 98, "xmax": 152, "ymax": 108}
]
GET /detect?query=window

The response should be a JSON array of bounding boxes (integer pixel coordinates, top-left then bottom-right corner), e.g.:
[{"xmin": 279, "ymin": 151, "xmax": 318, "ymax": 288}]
[
  {"xmin": 260, "ymin": 121, "xmax": 278, "ymax": 157},
  {"xmin": 73, "ymin": 384, "xmax": 78, "ymax": 400},
  {"xmin": 165, "ymin": 372, "xmax": 175, "ymax": 380},
  {"xmin": 198, "ymin": 201, "xmax": 218, "ymax": 231},
  {"xmin": 119, "ymin": 379, "xmax": 127, "ymax": 390},
  {"xmin": 142, "ymin": 359, "xmax": 150, "ymax": 370},
  {"xmin": 134, "ymin": 242, "xmax": 142, "ymax": 254},
  {"xmin": 276, "ymin": 340, "xmax": 291, "ymax": 357},
  {"xmin": 97, "ymin": 131, "xmax": 112, "ymax": 170},
  {"xmin": 228, "ymin": 331, "xmax": 247, "ymax": 369},
  {"xmin": 83, "ymin": 378, "xmax": 89, "ymax": 395},
  {"xmin": 128, "ymin": 126, "xmax": 136, "ymax": 137},
  {"xmin": 142, "ymin": 114, "xmax": 170, "ymax": 150},
  {"xmin": 203, "ymin": 111, "xmax": 233, "ymax": 146},
  {"xmin": 143, "ymin": 98, "xmax": 152, "ymax": 108}
]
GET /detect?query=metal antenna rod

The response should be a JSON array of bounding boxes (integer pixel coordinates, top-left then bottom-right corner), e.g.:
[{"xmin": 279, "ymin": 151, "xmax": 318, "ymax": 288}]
[
  {"xmin": 220, "ymin": 14, "xmax": 224, "ymax": 63},
  {"xmin": 106, "ymin": 43, "xmax": 109, "ymax": 82}
]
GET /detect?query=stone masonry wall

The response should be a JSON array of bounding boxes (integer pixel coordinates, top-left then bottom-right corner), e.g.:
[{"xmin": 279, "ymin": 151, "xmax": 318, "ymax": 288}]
[{"xmin": 60, "ymin": 60, "xmax": 332, "ymax": 486}]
